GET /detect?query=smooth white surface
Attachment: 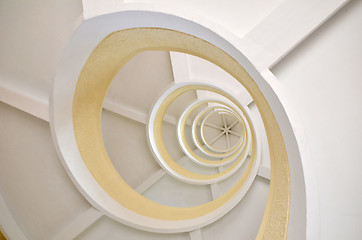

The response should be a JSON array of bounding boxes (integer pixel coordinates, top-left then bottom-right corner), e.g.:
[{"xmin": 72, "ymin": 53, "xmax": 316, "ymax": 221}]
[
  {"xmin": 203, "ymin": 177, "xmax": 269, "ymax": 240},
  {"xmin": 243, "ymin": 0, "xmax": 349, "ymax": 68},
  {"xmin": 0, "ymin": 0, "xmax": 83, "ymax": 101},
  {"xmin": 106, "ymin": 51, "xmax": 174, "ymax": 115},
  {"xmin": 125, "ymin": 0, "xmax": 285, "ymax": 38},
  {"xmin": 75, "ymin": 217, "xmax": 189, "ymax": 240},
  {"xmin": 0, "ymin": 83, "xmax": 49, "ymax": 122},
  {"xmin": 272, "ymin": 1, "xmax": 362, "ymax": 238},
  {"xmin": 0, "ymin": 103, "xmax": 90, "ymax": 240},
  {"xmin": 189, "ymin": 229, "xmax": 203, "ymax": 240},
  {"xmin": 0, "ymin": 192, "xmax": 28, "ymax": 240},
  {"xmin": 102, "ymin": 110, "xmax": 161, "ymax": 188},
  {"xmin": 50, "ymin": 207, "xmax": 103, "ymax": 240}
]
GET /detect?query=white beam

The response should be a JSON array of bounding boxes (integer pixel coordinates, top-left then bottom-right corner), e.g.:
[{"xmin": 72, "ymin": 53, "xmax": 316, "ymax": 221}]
[
  {"xmin": 258, "ymin": 166, "xmax": 271, "ymax": 180},
  {"xmin": 0, "ymin": 192, "xmax": 28, "ymax": 240},
  {"xmin": 204, "ymin": 122, "xmax": 223, "ymax": 131},
  {"xmin": 210, "ymin": 183, "xmax": 223, "ymax": 200},
  {"xmin": 189, "ymin": 229, "xmax": 203, "ymax": 240},
  {"xmin": 243, "ymin": 0, "xmax": 349, "ymax": 69},
  {"xmin": 134, "ymin": 169, "xmax": 166, "ymax": 194},
  {"xmin": 50, "ymin": 207, "xmax": 103, "ymax": 240},
  {"xmin": 103, "ymin": 100, "xmax": 148, "ymax": 124},
  {"xmin": 169, "ymin": 52, "xmax": 190, "ymax": 83},
  {"xmin": 0, "ymin": 84, "xmax": 48, "ymax": 121},
  {"xmin": 135, "ymin": 157, "xmax": 189, "ymax": 194},
  {"xmin": 0, "ymin": 84, "xmax": 181, "ymax": 126},
  {"xmin": 208, "ymin": 131, "xmax": 224, "ymax": 146}
]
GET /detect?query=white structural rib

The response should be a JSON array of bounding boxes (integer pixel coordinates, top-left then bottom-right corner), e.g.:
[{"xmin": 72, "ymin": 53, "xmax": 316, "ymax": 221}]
[
  {"xmin": 189, "ymin": 228, "xmax": 203, "ymax": 240},
  {"xmin": 169, "ymin": 51, "xmax": 191, "ymax": 83},
  {"xmin": 243, "ymin": 0, "xmax": 349, "ymax": 69},
  {"xmin": 50, "ymin": 207, "xmax": 103, "ymax": 240},
  {"xmin": 210, "ymin": 183, "xmax": 223, "ymax": 200},
  {"xmin": 257, "ymin": 166, "xmax": 271, "ymax": 180},
  {"xmin": 135, "ymin": 169, "xmax": 167, "ymax": 194},
  {"xmin": 0, "ymin": 84, "xmax": 49, "ymax": 121},
  {"xmin": 135, "ymin": 156, "xmax": 189, "ymax": 194},
  {"xmin": 0, "ymin": 84, "xmax": 179, "ymax": 126},
  {"xmin": 0, "ymin": 192, "xmax": 28, "ymax": 240}
]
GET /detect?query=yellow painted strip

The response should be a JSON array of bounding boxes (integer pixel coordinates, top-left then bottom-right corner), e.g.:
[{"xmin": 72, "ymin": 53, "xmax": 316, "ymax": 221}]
[{"xmin": 0, "ymin": 230, "xmax": 7, "ymax": 240}]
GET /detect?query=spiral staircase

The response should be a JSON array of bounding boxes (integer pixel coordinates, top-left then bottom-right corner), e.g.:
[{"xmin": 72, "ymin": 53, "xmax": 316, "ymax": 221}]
[{"xmin": 1, "ymin": 1, "xmax": 361, "ymax": 240}]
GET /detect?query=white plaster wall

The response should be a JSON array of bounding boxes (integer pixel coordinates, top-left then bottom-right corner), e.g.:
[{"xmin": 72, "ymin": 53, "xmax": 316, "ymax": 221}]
[
  {"xmin": 272, "ymin": 1, "xmax": 362, "ymax": 239},
  {"xmin": 125, "ymin": 0, "xmax": 285, "ymax": 38},
  {"xmin": 203, "ymin": 177, "xmax": 269, "ymax": 240},
  {"xmin": 101, "ymin": 110, "xmax": 161, "ymax": 188},
  {"xmin": 75, "ymin": 216, "xmax": 189, "ymax": 240},
  {"xmin": 0, "ymin": 0, "xmax": 83, "ymax": 100},
  {"xmin": 106, "ymin": 51, "xmax": 175, "ymax": 113},
  {"xmin": 142, "ymin": 173, "xmax": 213, "ymax": 207},
  {"xmin": 0, "ymin": 103, "xmax": 90, "ymax": 240}
]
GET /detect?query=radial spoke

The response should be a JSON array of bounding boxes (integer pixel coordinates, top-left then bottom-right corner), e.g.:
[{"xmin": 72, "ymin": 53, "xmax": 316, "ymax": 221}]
[
  {"xmin": 221, "ymin": 113, "xmax": 227, "ymax": 129},
  {"xmin": 204, "ymin": 122, "xmax": 224, "ymax": 131},
  {"xmin": 228, "ymin": 120, "xmax": 239, "ymax": 129},
  {"xmin": 209, "ymin": 131, "xmax": 225, "ymax": 145},
  {"xmin": 225, "ymin": 131, "xmax": 230, "ymax": 148},
  {"xmin": 229, "ymin": 130, "xmax": 241, "ymax": 137}
]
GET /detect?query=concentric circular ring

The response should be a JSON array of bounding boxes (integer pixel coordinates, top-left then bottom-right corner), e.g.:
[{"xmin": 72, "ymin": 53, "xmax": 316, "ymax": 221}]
[
  {"xmin": 148, "ymin": 83, "xmax": 257, "ymax": 184},
  {"xmin": 197, "ymin": 105, "xmax": 244, "ymax": 156},
  {"xmin": 188, "ymin": 101, "xmax": 245, "ymax": 161},
  {"xmin": 51, "ymin": 11, "xmax": 290, "ymax": 235},
  {"xmin": 186, "ymin": 100, "xmax": 245, "ymax": 160}
]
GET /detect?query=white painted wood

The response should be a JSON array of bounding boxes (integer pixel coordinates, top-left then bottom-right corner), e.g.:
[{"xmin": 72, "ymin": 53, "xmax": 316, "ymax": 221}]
[
  {"xmin": 50, "ymin": 207, "xmax": 103, "ymax": 240},
  {"xmin": 189, "ymin": 229, "xmax": 203, "ymax": 240},
  {"xmin": 0, "ymin": 192, "xmax": 28, "ymax": 240},
  {"xmin": 243, "ymin": 0, "xmax": 349, "ymax": 69}
]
